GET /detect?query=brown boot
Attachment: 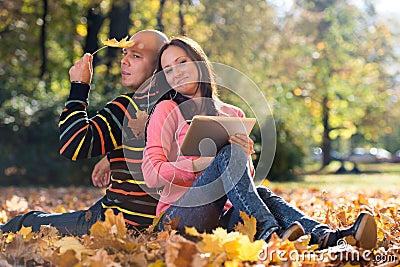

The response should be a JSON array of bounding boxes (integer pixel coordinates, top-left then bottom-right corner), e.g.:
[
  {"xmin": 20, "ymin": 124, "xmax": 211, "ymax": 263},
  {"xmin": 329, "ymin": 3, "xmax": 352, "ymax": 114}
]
[
  {"xmin": 278, "ymin": 222, "xmax": 305, "ymax": 241},
  {"xmin": 321, "ymin": 211, "xmax": 377, "ymax": 250}
]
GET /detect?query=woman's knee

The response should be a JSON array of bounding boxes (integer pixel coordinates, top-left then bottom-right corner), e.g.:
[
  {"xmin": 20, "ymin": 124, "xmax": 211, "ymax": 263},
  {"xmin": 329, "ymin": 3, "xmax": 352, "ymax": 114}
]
[{"xmin": 256, "ymin": 186, "xmax": 276, "ymax": 198}]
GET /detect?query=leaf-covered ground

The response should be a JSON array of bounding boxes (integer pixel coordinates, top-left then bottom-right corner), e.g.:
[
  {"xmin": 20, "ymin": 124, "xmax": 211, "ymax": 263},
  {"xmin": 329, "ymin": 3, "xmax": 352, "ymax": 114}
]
[{"xmin": 0, "ymin": 186, "xmax": 399, "ymax": 266}]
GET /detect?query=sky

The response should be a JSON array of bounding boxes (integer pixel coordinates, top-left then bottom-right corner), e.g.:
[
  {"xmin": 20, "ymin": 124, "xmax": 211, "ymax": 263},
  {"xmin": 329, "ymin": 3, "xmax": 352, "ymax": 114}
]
[{"xmin": 268, "ymin": 0, "xmax": 400, "ymax": 21}]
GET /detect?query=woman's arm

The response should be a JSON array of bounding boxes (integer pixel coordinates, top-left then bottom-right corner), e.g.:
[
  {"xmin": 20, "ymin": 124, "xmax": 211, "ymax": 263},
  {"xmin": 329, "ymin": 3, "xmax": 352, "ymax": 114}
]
[{"xmin": 142, "ymin": 101, "xmax": 198, "ymax": 188}]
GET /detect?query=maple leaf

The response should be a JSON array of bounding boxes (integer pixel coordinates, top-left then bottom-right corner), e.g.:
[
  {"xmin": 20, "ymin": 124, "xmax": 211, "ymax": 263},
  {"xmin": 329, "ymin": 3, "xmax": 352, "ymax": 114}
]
[
  {"xmin": 128, "ymin": 110, "xmax": 149, "ymax": 139},
  {"xmin": 102, "ymin": 36, "xmax": 135, "ymax": 48},
  {"xmin": 233, "ymin": 211, "xmax": 257, "ymax": 241},
  {"xmin": 89, "ymin": 209, "xmax": 135, "ymax": 252},
  {"xmin": 186, "ymin": 227, "xmax": 265, "ymax": 263},
  {"xmin": 91, "ymin": 36, "xmax": 135, "ymax": 56}
]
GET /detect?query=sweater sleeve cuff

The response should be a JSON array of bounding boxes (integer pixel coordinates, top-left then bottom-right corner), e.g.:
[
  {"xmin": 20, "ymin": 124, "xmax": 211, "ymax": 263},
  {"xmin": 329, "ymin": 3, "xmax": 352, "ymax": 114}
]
[{"xmin": 68, "ymin": 82, "xmax": 90, "ymax": 104}]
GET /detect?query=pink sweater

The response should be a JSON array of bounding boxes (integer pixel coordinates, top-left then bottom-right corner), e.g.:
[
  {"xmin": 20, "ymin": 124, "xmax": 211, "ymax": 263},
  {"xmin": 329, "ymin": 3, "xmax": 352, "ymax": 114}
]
[{"xmin": 142, "ymin": 99, "xmax": 248, "ymax": 215}]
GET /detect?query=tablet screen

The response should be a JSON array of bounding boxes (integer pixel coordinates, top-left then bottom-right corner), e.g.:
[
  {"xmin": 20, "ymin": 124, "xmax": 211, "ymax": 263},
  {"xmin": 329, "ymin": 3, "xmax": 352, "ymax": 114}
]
[{"xmin": 179, "ymin": 116, "xmax": 256, "ymax": 156}]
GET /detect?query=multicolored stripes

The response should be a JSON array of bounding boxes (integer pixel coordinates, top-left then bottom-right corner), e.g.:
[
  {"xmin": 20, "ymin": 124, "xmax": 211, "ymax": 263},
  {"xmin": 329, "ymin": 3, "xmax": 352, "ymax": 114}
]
[{"xmin": 59, "ymin": 83, "xmax": 161, "ymax": 229}]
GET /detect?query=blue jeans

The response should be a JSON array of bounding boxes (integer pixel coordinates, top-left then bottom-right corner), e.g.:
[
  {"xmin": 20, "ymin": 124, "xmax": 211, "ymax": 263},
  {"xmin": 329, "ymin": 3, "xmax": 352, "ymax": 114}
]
[
  {"xmin": 158, "ymin": 144, "xmax": 280, "ymax": 240},
  {"xmin": 0, "ymin": 197, "xmax": 105, "ymax": 236},
  {"xmin": 158, "ymin": 144, "xmax": 331, "ymax": 243}
]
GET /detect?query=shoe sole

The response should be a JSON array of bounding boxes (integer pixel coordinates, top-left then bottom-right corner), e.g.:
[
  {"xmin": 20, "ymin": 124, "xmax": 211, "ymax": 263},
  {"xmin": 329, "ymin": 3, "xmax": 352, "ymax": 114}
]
[
  {"xmin": 281, "ymin": 224, "xmax": 305, "ymax": 242},
  {"xmin": 354, "ymin": 213, "xmax": 377, "ymax": 250}
]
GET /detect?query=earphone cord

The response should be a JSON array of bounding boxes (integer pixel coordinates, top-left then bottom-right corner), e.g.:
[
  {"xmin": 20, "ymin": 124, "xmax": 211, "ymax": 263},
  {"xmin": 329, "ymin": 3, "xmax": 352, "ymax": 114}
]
[{"xmin": 157, "ymin": 119, "xmax": 186, "ymax": 198}]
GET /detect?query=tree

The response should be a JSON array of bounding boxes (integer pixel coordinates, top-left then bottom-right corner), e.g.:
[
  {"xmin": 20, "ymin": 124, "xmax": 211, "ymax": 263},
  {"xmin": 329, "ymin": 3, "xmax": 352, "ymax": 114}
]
[{"xmin": 272, "ymin": 0, "xmax": 397, "ymax": 169}]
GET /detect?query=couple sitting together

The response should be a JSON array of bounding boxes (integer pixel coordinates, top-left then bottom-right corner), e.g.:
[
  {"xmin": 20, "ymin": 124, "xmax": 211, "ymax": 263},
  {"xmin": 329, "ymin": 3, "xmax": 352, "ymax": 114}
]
[{"xmin": 0, "ymin": 30, "xmax": 377, "ymax": 250}]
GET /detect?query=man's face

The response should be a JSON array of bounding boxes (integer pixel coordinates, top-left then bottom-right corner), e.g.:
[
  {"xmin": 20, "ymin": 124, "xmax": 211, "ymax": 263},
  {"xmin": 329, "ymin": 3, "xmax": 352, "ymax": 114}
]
[{"xmin": 120, "ymin": 33, "xmax": 158, "ymax": 91}]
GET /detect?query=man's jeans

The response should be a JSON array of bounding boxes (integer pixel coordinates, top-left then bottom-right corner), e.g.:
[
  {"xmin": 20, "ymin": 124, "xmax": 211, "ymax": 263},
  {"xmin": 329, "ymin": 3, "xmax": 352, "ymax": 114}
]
[
  {"xmin": 0, "ymin": 197, "xmax": 105, "ymax": 236},
  {"xmin": 220, "ymin": 186, "xmax": 331, "ymax": 245},
  {"xmin": 158, "ymin": 144, "xmax": 331, "ymax": 243}
]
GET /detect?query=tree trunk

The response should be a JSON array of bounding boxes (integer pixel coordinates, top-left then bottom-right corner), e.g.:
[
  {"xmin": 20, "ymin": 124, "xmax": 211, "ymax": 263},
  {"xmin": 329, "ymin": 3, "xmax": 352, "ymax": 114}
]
[
  {"xmin": 40, "ymin": 0, "xmax": 48, "ymax": 78},
  {"xmin": 106, "ymin": 0, "xmax": 131, "ymax": 67},
  {"xmin": 321, "ymin": 95, "xmax": 331, "ymax": 167},
  {"xmin": 156, "ymin": 0, "xmax": 166, "ymax": 32},
  {"xmin": 178, "ymin": 0, "xmax": 185, "ymax": 35},
  {"xmin": 84, "ymin": 7, "xmax": 104, "ymax": 65}
]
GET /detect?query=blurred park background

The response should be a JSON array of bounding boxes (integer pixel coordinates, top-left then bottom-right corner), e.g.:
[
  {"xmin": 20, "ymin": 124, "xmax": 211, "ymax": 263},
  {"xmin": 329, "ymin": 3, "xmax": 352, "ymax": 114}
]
[{"xmin": 1, "ymin": 0, "xmax": 400, "ymax": 186}]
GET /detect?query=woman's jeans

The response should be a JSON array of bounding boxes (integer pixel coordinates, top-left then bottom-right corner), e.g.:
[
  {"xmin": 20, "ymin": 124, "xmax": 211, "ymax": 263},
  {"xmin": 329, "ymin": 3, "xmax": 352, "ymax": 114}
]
[
  {"xmin": 0, "ymin": 197, "xmax": 105, "ymax": 236},
  {"xmin": 158, "ymin": 144, "xmax": 330, "ymax": 243}
]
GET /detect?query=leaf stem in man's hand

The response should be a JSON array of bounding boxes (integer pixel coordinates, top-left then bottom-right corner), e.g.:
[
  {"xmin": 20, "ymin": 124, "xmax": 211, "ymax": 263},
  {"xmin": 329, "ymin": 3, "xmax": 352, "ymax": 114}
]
[{"xmin": 91, "ymin": 46, "xmax": 107, "ymax": 56}]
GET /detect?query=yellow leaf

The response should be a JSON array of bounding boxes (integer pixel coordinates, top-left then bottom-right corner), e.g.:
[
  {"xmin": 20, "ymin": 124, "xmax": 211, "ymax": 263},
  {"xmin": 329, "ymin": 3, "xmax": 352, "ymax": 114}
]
[
  {"xmin": 223, "ymin": 235, "xmax": 265, "ymax": 261},
  {"xmin": 102, "ymin": 36, "xmax": 134, "ymax": 48},
  {"xmin": 5, "ymin": 232, "xmax": 16, "ymax": 243},
  {"xmin": 90, "ymin": 209, "xmax": 127, "ymax": 239},
  {"xmin": 89, "ymin": 209, "xmax": 135, "ymax": 251},
  {"xmin": 17, "ymin": 226, "xmax": 34, "ymax": 241},
  {"xmin": 224, "ymin": 260, "xmax": 240, "ymax": 267},
  {"xmin": 185, "ymin": 226, "xmax": 201, "ymax": 237},
  {"xmin": 54, "ymin": 236, "xmax": 94, "ymax": 261},
  {"xmin": 148, "ymin": 259, "xmax": 165, "ymax": 267},
  {"xmin": 233, "ymin": 211, "xmax": 257, "ymax": 241}
]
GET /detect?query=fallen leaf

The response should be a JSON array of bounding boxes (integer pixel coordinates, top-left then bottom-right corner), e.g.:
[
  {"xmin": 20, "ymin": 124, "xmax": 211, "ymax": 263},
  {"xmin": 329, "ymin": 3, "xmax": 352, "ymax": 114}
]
[
  {"xmin": 6, "ymin": 195, "xmax": 28, "ymax": 212},
  {"xmin": 89, "ymin": 209, "xmax": 135, "ymax": 252},
  {"xmin": 233, "ymin": 211, "xmax": 257, "ymax": 241},
  {"xmin": 165, "ymin": 234, "xmax": 201, "ymax": 267},
  {"xmin": 81, "ymin": 248, "xmax": 121, "ymax": 267},
  {"xmin": 54, "ymin": 236, "xmax": 94, "ymax": 261}
]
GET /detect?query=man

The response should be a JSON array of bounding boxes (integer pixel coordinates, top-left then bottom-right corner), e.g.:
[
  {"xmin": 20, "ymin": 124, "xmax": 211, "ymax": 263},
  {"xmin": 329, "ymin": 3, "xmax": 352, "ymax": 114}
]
[{"xmin": 0, "ymin": 30, "xmax": 168, "ymax": 235}]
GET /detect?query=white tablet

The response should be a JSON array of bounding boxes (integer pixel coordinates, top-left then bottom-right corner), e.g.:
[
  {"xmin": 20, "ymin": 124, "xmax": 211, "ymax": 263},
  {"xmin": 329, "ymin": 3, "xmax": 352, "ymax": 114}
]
[{"xmin": 179, "ymin": 115, "xmax": 256, "ymax": 156}]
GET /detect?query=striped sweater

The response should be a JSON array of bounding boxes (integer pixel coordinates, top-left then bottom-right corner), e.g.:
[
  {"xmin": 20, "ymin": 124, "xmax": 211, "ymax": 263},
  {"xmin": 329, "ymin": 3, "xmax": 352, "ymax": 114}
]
[{"xmin": 59, "ymin": 83, "xmax": 160, "ymax": 228}]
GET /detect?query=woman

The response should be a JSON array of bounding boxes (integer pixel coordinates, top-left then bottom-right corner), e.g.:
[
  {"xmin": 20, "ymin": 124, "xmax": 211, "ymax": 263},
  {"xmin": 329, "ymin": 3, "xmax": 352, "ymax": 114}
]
[{"xmin": 142, "ymin": 36, "xmax": 377, "ymax": 249}]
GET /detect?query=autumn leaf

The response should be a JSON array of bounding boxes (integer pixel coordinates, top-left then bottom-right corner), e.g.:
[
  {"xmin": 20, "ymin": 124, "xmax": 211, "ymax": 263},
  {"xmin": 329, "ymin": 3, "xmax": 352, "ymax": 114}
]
[
  {"xmin": 89, "ymin": 209, "xmax": 135, "ymax": 252},
  {"xmin": 80, "ymin": 248, "xmax": 121, "ymax": 267},
  {"xmin": 102, "ymin": 36, "xmax": 134, "ymax": 48},
  {"xmin": 5, "ymin": 195, "xmax": 28, "ymax": 212},
  {"xmin": 0, "ymin": 186, "xmax": 398, "ymax": 266},
  {"xmin": 233, "ymin": 211, "xmax": 257, "ymax": 241},
  {"xmin": 50, "ymin": 249, "xmax": 79, "ymax": 267},
  {"xmin": 148, "ymin": 259, "xmax": 165, "ymax": 267},
  {"xmin": 92, "ymin": 36, "xmax": 135, "ymax": 55},
  {"xmin": 128, "ymin": 110, "xmax": 149, "ymax": 139},
  {"xmin": 186, "ymin": 227, "xmax": 265, "ymax": 263},
  {"xmin": 165, "ymin": 234, "xmax": 201, "ymax": 267},
  {"xmin": 17, "ymin": 226, "xmax": 34, "ymax": 241},
  {"xmin": 53, "ymin": 236, "xmax": 94, "ymax": 261}
]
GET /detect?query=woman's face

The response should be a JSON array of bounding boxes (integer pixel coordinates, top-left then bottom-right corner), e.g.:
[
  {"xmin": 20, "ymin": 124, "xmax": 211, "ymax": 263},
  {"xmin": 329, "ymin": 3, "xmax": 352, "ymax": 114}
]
[{"xmin": 160, "ymin": 45, "xmax": 201, "ymax": 98}]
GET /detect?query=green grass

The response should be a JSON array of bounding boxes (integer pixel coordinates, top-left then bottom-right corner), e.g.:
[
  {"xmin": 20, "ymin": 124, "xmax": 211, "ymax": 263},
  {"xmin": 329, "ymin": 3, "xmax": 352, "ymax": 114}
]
[{"xmin": 268, "ymin": 162, "xmax": 400, "ymax": 191}]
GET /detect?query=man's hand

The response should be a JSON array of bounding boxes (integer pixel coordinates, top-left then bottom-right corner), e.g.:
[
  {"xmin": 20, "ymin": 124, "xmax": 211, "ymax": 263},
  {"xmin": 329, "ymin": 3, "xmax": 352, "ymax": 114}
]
[
  {"xmin": 92, "ymin": 156, "xmax": 111, "ymax": 187},
  {"xmin": 69, "ymin": 53, "xmax": 93, "ymax": 84}
]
